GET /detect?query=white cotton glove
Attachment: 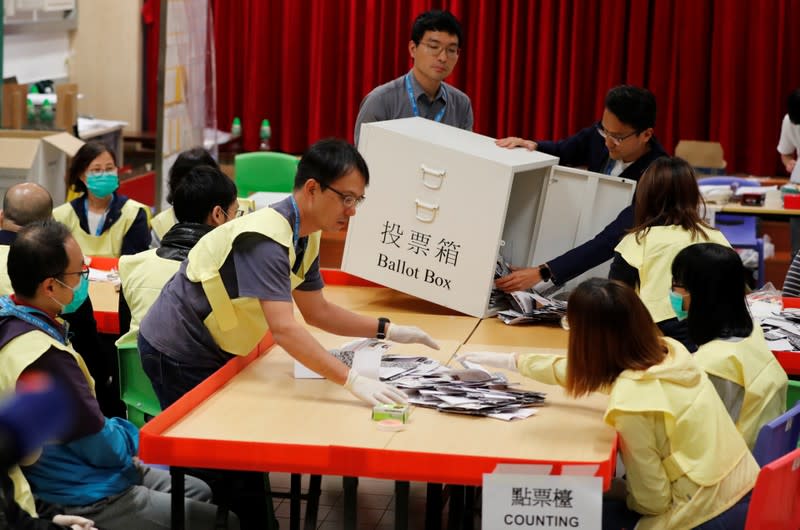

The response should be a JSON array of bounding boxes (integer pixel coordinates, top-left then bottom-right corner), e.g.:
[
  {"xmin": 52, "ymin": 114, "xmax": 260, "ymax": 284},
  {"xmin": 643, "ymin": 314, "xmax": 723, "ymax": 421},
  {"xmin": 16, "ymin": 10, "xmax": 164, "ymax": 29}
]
[
  {"xmin": 456, "ymin": 351, "xmax": 518, "ymax": 371},
  {"xmin": 344, "ymin": 369, "xmax": 408, "ymax": 406},
  {"xmin": 52, "ymin": 515, "xmax": 98, "ymax": 530},
  {"xmin": 386, "ymin": 323, "xmax": 440, "ymax": 350}
]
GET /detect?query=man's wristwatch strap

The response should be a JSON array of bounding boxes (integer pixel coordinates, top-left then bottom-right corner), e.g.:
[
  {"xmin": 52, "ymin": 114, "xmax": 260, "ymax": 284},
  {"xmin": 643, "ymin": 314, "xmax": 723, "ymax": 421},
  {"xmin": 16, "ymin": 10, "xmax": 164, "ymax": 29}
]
[{"xmin": 376, "ymin": 317, "xmax": 391, "ymax": 339}]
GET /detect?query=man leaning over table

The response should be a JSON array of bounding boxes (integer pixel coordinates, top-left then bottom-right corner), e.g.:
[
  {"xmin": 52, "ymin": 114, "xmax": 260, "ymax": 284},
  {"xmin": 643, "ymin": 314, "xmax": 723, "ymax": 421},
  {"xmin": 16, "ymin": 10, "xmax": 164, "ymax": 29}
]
[{"xmin": 138, "ymin": 138, "xmax": 439, "ymax": 412}]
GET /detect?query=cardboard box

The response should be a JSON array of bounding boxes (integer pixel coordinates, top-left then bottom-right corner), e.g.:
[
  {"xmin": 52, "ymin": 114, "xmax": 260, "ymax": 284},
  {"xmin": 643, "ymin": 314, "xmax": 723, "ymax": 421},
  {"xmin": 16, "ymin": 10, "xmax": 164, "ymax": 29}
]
[
  {"xmin": 675, "ymin": 140, "xmax": 726, "ymax": 173},
  {"xmin": 0, "ymin": 130, "xmax": 85, "ymax": 202},
  {"xmin": 343, "ymin": 118, "xmax": 637, "ymax": 318},
  {"xmin": 55, "ymin": 83, "xmax": 78, "ymax": 132}
]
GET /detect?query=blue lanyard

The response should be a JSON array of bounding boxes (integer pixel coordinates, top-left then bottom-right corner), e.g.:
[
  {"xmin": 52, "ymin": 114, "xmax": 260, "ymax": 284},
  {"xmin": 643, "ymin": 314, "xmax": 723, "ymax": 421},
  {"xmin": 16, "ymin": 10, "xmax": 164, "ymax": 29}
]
[
  {"xmin": 288, "ymin": 196, "xmax": 300, "ymax": 248},
  {"xmin": 405, "ymin": 74, "xmax": 447, "ymax": 122},
  {"xmin": 0, "ymin": 296, "xmax": 67, "ymax": 345},
  {"xmin": 84, "ymin": 198, "xmax": 109, "ymax": 236}
]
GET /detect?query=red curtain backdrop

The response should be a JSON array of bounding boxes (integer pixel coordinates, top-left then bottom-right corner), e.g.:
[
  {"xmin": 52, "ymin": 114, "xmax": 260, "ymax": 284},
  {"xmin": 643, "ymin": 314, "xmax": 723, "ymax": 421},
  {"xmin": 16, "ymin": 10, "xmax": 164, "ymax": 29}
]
[{"xmin": 143, "ymin": 0, "xmax": 800, "ymax": 176}]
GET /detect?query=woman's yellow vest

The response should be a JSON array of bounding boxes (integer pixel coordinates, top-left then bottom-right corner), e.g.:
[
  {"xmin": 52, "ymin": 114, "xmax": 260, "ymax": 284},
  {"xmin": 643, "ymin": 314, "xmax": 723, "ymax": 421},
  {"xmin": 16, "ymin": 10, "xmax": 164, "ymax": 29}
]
[
  {"xmin": 117, "ymin": 250, "xmax": 181, "ymax": 345},
  {"xmin": 615, "ymin": 226, "xmax": 730, "ymax": 323},
  {"xmin": 0, "ymin": 245, "xmax": 11, "ymax": 296},
  {"xmin": 694, "ymin": 326, "xmax": 788, "ymax": 448},
  {"xmin": 53, "ymin": 198, "xmax": 150, "ymax": 258},
  {"xmin": 0, "ymin": 329, "xmax": 95, "ymax": 517},
  {"xmin": 150, "ymin": 208, "xmax": 177, "ymax": 242},
  {"xmin": 185, "ymin": 207, "xmax": 320, "ymax": 356},
  {"xmin": 605, "ymin": 339, "xmax": 749, "ymax": 487}
]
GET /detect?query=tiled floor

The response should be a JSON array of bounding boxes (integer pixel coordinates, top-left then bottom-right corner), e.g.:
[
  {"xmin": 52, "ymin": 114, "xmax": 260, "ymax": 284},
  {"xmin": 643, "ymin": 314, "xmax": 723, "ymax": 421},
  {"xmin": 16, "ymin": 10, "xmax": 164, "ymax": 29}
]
[{"xmin": 269, "ymin": 473, "xmax": 481, "ymax": 529}]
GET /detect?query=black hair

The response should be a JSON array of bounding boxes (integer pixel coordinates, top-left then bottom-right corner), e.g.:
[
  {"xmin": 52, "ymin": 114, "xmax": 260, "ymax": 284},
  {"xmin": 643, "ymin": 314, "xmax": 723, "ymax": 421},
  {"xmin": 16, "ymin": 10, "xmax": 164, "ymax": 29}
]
[
  {"xmin": 605, "ymin": 85, "xmax": 657, "ymax": 132},
  {"xmin": 172, "ymin": 165, "xmax": 238, "ymax": 224},
  {"xmin": 410, "ymin": 10, "xmax": 463, "ymax": 47},
  {"xmin": 8, "ymin": 220, "xmax": 71, "ymax": 298},
  {"xmin": 2, "ymin": 184, "xmax": 53, "ymax": 226},
  {"xmin": 167, "ymin": 147, "xmax": 219, "ymax": 204},
  {"xmin": 68, "ymin": 141, "xmax": 117, "ymax": 194},
  {"xmin": 294, "ymin": 138, "xmax": 369, "ymax": 191},
  {"xmin": 671, "ymin": 243, "xmax": 753, "ymax": 345},
  {"xmin": 788, "ymin": 88, "xmax": 800, "ymax": 125}
]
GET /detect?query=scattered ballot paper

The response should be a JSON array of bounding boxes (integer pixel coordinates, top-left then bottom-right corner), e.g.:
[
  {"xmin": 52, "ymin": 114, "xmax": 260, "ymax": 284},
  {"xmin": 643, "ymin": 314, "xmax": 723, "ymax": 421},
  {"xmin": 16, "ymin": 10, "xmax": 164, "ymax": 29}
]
[{"xmin": 294, "ymin": 338, "xmax": 389, "ymax": 379}]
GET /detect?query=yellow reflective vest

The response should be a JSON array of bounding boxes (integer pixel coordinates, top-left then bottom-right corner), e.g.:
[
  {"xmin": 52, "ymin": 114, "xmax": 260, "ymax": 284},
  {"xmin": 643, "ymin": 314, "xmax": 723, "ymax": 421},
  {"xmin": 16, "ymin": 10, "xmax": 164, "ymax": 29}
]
[
  {"xmin": 615, "ymin": 226, "xmax": 730, "ymax": 323},
  {"xmin": 694, "ymin": 325, "xmax": 788, "ymax": 448},
  {"xmin": 0, "ymin": 245, "xmax": 11, "ymax": 296},
  {"xmin": 185, "ymin": 206, "xmax": 319, "ymax": 356},
  {"xmin": 518, "ymin": 338, "xmax": 758, "ymax": 529},
  {"xmin": 0, "ymin": 329, "xmax": 94, "ymax": 517},
  {"xmin": 150, "ymin": 208, "xmax": 177, "ymax": 243},
  {"xmin": 54, "ymin": 198, "xmax": 149, "ymax": 258},
  {"xmin": 117, "ymin": 250, "xmax": 180, "ymax": 345}
]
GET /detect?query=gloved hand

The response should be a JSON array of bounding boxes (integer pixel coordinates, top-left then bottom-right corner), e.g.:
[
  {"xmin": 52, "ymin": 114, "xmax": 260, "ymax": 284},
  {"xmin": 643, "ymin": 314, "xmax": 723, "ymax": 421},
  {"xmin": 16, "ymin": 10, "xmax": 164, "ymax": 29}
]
[
  {"xmin": 455, "ymin": 351, "xmax": 518, "ymax": 371},
  {"xmin": 52, "ymin": 515, "xmax": 98, "ymax": 530},
  {"xmin": 386, "ymin": 323, "xmax": 440, "ymax": 350},
  {"xmin": 344, "ymin": 369, "xmax": 408, "ymax": 406}
]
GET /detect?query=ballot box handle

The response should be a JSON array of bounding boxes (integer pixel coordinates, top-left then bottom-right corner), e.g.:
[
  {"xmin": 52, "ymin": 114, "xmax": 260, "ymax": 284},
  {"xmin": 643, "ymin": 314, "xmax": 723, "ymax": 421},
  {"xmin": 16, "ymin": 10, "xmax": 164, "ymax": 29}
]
[
  {"xmin": 414, "ymin": 199, "xmax": 439, "ymax": 223},
  {"xmin": 420, "ymin": 164, "xmax": 446, "ymax": 190}
]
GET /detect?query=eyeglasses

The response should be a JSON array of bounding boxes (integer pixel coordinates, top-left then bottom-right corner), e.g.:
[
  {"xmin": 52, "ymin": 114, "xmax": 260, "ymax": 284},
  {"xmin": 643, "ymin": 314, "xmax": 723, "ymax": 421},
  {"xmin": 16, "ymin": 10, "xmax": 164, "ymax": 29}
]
[
  {"xmin": 62, "ymin": 265, "xmax": 90, "ymax": 280},
  {"xmin": 596, "ymin": 123, "xmax": 639, "ymax": 146},
  {"xmin": 221, "ymin": 206, "xmax": 245, "ymax": 220},
  {"xmin": 324, "ymin": 185, "xmax": 365, "ymax": 208},
  {"xmin": 419, "ymin": 40, "xmax": 460, "ymax": 59}
]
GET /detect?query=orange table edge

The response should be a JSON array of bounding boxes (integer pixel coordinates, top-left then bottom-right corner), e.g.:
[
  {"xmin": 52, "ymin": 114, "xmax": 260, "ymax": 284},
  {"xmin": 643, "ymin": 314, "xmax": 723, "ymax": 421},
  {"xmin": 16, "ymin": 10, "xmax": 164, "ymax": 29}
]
[{"xmin": 138, "ymin": 270, "xmax": 617, "ymax": 489}]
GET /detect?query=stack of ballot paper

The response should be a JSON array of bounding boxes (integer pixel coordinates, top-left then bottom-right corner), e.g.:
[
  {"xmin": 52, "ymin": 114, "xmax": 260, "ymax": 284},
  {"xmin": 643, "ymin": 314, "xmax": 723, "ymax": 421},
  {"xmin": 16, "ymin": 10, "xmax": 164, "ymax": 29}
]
[
  {"xmin": 496, "ymin": 290, "xmax": 567, "ymax": 325},
  {"xmin": 297, "ymin": 339, "xmax": 547, "ymax": 420},
  {"xmin": 761, "ymin": 310, "xmax": 800, "ymax": 351},
  {"xmin": 391, "ymin": 359, "xmax": 546, "ymax": 421}
]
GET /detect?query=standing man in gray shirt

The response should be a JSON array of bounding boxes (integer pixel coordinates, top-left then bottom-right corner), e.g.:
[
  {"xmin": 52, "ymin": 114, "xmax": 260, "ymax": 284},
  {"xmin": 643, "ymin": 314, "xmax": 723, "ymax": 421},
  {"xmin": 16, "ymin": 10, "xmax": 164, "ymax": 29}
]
[{"xmin": 353, "ymin": 9, "xmax": 474, "ymax": 145}]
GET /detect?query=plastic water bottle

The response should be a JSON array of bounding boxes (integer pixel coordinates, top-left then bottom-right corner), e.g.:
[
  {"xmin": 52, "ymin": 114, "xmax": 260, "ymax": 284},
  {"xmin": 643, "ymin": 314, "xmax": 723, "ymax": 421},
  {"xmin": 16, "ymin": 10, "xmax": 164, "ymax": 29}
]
[
  {"xmin": 231, "ymin": 117, "xmax": 242, "ymax": 137},
  {"xmin": 259, "ymin": 119, "xmax": 271, "ymax": 151},
  {"xmin": 39, "ymin": 99, "xmax": 54, "ymax": 129}
]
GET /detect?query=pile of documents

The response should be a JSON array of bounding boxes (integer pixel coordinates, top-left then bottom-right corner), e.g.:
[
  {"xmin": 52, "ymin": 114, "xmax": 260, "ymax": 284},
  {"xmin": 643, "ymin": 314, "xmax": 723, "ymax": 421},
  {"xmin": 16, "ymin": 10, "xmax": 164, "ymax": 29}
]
[
  {"xmin": 496, "ymin": 290, "xmax": 567, "ymax": 325},
  {"xmin": 387, "ymin": 358, "xmax": 546, "ymax": 421},
  {"xmin": 761, "ymin": 310, "xmax": 800, "ymax": 351}
]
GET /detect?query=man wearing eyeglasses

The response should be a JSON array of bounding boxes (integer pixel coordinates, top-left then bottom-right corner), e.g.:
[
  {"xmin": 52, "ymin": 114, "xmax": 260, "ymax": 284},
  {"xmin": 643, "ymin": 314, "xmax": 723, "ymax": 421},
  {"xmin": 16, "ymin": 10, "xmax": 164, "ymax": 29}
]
[
  {"xmin": 353, "ymin": 9, "xmax": 473, "ymax": 146},
  {"xmin": 494, "ymin": 85, "xmax": 667, "ymax": 292},
  {"xmin": 117, "ymin": 165, "xmax": 239, "ymax": 348},
  {"xmin": 0, "ymin": 183, "xmax": 119, "ymax": 417},
  {"xmin": 138, "ymin": 139, "xmax": 438, "ymax": 409}
]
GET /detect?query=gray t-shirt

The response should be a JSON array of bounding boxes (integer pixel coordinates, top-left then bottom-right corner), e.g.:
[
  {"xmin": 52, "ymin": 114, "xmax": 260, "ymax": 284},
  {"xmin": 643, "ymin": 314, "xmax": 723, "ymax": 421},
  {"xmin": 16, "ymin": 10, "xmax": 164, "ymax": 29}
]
[
  {"xmin": 353, "ymin": 70, "xmax": 473, "ymax": 145},
  {"xmin": 139, "ymin": 197, "xmax": 323, "ymax": 366}
]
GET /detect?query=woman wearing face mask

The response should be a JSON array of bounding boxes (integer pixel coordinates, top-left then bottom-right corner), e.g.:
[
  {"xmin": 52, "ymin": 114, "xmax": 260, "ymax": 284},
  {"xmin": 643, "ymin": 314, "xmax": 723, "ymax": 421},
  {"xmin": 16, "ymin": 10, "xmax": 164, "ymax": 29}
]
[
  {"xmin": 609, "ymin": 156, "xmax": 730, "ymax": 351},
  {"xmin": 53, "ymin": 142, "xmax": 150, "ymax": 258},
  {"xmin": 671, "ymin": 243, "xmax": 787, "ymax": 448}
]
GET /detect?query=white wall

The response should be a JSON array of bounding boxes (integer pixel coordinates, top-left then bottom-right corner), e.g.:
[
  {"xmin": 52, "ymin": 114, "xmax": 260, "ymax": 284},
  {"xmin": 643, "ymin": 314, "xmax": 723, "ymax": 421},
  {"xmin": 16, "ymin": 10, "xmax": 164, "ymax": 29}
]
[{"xmin": 68, "ymin": 0, "xmax": 142, "ymax": 130}]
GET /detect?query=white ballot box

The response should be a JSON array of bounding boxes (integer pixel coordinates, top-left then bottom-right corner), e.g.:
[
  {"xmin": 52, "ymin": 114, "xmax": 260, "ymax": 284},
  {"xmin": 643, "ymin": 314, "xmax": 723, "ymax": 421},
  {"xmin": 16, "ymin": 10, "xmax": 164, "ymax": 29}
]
[{"xmin": 343, "ymin": 118, "xmax": 636, "ymax": 318}]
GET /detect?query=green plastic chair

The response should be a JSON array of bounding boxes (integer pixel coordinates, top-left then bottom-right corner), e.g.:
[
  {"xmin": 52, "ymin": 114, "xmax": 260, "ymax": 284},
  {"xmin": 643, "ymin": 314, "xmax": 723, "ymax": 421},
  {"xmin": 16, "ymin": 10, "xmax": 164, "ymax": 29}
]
[
  {"xmin": 117, "ymin": 342, "xmax": 161, "ymax": 428},
  {"xmin": 789, "ymin": 379, "xmax": 800, "ymax": 411},
  {"xmin": 234, "ymin": 152, "xmax": 299, "ymax": 198}
]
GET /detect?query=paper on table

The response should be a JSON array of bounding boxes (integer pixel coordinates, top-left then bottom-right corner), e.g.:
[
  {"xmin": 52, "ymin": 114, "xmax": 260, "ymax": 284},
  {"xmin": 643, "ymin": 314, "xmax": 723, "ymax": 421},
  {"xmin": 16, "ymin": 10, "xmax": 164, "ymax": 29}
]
[
  {"xmin": 792, "ymin": 161, "xmax": 800, "ymax": 184},
  {"xmin": 294, "ymin": 338, "xmax": 388, "ymax": 379},
  {"xmin": 488, "ymin": 408, "xmax": 538, "ymax": 421},
  {"xmin": 766, "ymin": 339, "xmax": 794, "ymax": 351}
]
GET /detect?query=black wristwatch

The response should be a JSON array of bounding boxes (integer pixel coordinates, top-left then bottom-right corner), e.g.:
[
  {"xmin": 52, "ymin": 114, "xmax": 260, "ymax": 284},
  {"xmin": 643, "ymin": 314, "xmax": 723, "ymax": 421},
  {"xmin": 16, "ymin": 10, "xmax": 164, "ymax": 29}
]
[
  {"xmin": 376, "ymin": 317, "xmax": 391, "ymax": 339},
  {"xmin": 538, "ymin": 264, "xmax": 552, "ymax": 282}
]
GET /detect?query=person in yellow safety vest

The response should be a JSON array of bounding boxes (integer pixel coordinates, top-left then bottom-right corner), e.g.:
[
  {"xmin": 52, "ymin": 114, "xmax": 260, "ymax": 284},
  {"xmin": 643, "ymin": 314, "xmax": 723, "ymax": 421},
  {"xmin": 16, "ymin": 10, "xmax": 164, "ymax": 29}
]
[
  {"xmin": 150, "ymin": 147, "xmax": 219, "ymax": 248},
  {"xmin": 138, "ymin": 138, "xmax": 439, "ymax": 409},
  {"xmin": 0, "ymin": 183, "xmax": 117, "ymax": 418},
  {"xmin": 610, "ymin": 156, "xmax": 730, "ymax": 352},
  {"xmin": 53, "ymin": 142, "xmax": 150, "ymax": 258},
  {"xmin": 458, "ymin": 279, "xmax": 757, "ymax": 530},
  {"xmin": 0, "ymin": 220, "xmax": 236, "ymax": 529},
  {"xmin": 118, "ymin": 165, "xmax": 239, "ymax": 346},
  {"xmin": 671, "ymin": 243, "xmax": 788, "ymax": 449}
]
